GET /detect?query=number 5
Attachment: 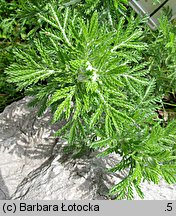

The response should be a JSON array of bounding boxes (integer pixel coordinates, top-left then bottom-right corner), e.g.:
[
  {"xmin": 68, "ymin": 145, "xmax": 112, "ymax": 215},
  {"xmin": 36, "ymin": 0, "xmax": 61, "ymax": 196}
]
[{"xmin": 167, "ymin": 203, "xmax": 172, "ymax": 211}]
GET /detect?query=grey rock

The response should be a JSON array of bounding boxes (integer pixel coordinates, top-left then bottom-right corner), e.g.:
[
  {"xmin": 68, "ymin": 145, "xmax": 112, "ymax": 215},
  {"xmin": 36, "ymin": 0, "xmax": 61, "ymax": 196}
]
[
  {"xmin": 11, "ymin": 143, "xmax": 125, "ymax": 200},
  {"xmin": 0, "ymin": 97, "xmax": 60, "ymax": 158},
  {"xmin": 0, "ymin": 97, "xmax": 61, "ymax": 198}
]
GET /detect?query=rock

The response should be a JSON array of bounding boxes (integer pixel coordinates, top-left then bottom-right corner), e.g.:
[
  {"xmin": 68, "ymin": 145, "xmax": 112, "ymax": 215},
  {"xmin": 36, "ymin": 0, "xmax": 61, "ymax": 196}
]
[
  {"xmin": 0, "ymin": 97, "xmax": 176, "ymax": 200},
  {"xmin": 0, "ymin": 97, "xmax": 61, "ymax": 198},
  {"xmin": 11, "ymin": 145, "xmax": 120, "ymax": 200},
  {"xmin": 0, "ymin": 97, "xmax": 60, "ymax": 157},
  {"xmin": 0, "ymin": 169, "xmax": 9, "ymax": 200},
  {"xmin": 0, "ymin": 150, "xmax": 45, "ymax": 199}
]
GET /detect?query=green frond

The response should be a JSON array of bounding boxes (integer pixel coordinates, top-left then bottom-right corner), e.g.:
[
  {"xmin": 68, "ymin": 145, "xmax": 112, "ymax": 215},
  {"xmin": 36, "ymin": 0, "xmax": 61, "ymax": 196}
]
[
  {"xmin": 105, "ymin": 65, "xmax": 128, "ymax": 75},
  {"xmin": 105, "ymin": 114, "xmax": 113, "ymax": 137},
  {"xmin": 6, "ymin": 66, "xmax": 56, "ymax": 90},
  {"xmin": 108, "ymin": 158, "xmax": 131, "ymax": 172},
  {"xmin": 69, "ymin": 120, "xmax": 77, "ymax": 144},
  {"xmin": 110, "ymin": 106, "xmax": 134, "ymax": 123},
  {"xmin": 111, "ymin": 30, "xmax": 146, "ymax": 51},
  {"xmin": 88, "ymin": 11, "xmax": 98, "ymax": 38},
  {"xmin": 111, "ymin": 114, "xmax": 121, "ymax": 133},
  {"xmin": 90, "ymin": 138, "xmax": 112, "ymax": 149},
  {"xmin": 110, "ymin": 177, "xmax": 133, "ymax": 200},
  {"xmin": 52, "ymin": 92, "xmax": 74, "ymax": 123},
  {"xmin": 73, "ymin": 98, "xmax": 82, "ymax": 119},
  {"xmin": 47, "ymin": 86, "xmax": 75, "ymax": 106},
  {"xmin": 89, "ymin": 104, "xmax": 103, "ymax": 127},
  {"xmin": 133, "ymin": 183, "xmax": 144, "ymax": 199},
  {"xmin": 139, "ymin": 79, "xmax": 156, "ymax": 102},
  {"xmin": 160, "ymin": 166, "xmax": 176, "ymax": 184}
]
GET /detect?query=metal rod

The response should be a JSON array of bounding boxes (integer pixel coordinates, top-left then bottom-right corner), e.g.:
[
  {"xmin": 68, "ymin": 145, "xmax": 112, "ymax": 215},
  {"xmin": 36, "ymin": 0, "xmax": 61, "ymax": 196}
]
[{"xmin": 149, "ymin": 0, "xmax": 170, "ymax": 17}]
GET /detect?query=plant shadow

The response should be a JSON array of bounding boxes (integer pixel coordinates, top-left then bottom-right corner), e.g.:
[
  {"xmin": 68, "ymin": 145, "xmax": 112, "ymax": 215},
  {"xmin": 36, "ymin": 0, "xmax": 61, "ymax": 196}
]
[
  {"xmin": 0, "ymin": 170, "xmax": 10, "ymax": 200},
  {"xmin": 11, "ymin": 144, "xmax": 125, "ymax": 200}
]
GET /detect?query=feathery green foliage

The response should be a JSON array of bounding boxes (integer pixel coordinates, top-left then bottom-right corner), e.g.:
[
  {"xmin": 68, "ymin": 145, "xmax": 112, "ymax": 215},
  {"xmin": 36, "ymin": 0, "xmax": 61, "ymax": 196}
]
[
  {"xmin": 146, "ymin": 16, "xmax": 176, "ymax": 96},
  {"xmin": 0, "ymin": 0, "xmax": 23, "ymax": 111},
  {"xmin": 3, "ymin": 0, "xmax": 176, "ymax": 199}
]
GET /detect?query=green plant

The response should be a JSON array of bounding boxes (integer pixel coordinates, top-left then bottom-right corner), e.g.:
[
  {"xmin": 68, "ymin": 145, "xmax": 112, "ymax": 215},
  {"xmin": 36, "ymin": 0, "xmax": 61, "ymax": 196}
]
[
  {"xmin": 145, "ymin": 16, "xmax": 176, "ymax": 96},
  {"xmin": 4, "ymin": 1, "xmax": 176, "ymax": 199},
  {"xmin": 0, "ymin": 0, "xmax": 51, "ymax": 111},
  {"xmin": 0, "ymin": 0, "xmax": 21, "ymax": 111}
]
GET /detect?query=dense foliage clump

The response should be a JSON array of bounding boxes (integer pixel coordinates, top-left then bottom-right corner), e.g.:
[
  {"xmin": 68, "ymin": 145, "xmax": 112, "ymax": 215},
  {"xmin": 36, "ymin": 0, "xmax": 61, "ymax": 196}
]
[{"xmin": 1, "ymin": 0, "xmax": 176, "ymax": 199}]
